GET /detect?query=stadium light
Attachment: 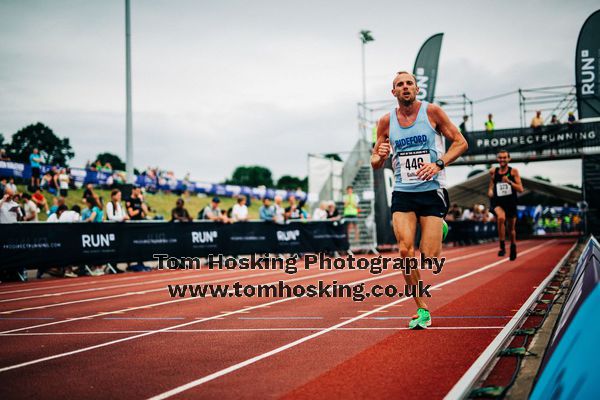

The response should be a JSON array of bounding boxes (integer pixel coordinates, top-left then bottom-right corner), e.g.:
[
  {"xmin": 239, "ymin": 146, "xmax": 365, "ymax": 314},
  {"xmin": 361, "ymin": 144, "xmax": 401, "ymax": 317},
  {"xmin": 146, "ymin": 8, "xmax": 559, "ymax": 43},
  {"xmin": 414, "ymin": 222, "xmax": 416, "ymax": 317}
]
[{"xmin": 125, "ymin": 0, "xmax": 134, "ymax": 183}]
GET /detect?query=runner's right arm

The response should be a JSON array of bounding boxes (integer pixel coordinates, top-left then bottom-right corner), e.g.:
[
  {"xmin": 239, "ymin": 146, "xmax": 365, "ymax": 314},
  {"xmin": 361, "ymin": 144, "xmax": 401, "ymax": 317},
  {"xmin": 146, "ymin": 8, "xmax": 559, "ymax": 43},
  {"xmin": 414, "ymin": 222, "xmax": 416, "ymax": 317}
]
[
  {"xmin": 487, "ymin": 167, "xmax": 495, "ymax": 198},
  {"xmin": 371, "ymin": 114, "xmax": 391, "ymax": 170}
]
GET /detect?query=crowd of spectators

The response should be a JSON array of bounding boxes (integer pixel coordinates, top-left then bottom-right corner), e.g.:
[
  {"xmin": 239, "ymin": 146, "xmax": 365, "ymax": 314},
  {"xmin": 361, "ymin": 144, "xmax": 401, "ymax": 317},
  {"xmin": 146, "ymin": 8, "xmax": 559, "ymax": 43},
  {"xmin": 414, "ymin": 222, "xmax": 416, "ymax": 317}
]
[
  {"xmin": 445, "ymin": 203, "xmax": 496, "ymax": 223},
  {"xmin": 455, "ymin": 110, "xmax": 580, "ymax": 135}
]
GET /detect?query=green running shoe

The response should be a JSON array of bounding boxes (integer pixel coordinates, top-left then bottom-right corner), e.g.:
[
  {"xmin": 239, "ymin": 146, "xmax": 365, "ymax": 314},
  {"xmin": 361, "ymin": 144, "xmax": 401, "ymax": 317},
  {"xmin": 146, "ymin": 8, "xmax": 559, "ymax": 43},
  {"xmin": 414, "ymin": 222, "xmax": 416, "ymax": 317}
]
[{"xmin": 409, "ymin": 308, "xmax": 431, "ymax": 330}]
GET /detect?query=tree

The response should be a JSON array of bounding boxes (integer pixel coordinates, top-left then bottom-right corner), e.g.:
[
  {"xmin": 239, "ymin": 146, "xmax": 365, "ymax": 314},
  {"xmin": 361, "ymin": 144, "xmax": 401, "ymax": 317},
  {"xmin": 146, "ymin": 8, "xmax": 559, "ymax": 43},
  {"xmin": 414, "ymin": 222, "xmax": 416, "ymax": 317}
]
[
  {"xmin": 276, "ymin": 175, "xmax": 308, "ymax": 191},
  {"xmin": 7, "ymin": 123, "xmax": 74, "ymax": 166},
  {"xmin": 226, "ymin": 165, "xmax": 274, "ymax": 187},
  {"xmin": 95, "ymin": 152, "xmax": 126, "ymax": 171},
  {"xmin": 564, "ymin": 184, "xmax": 581, "ymax": 190},
  {"xmin": 324, "ymin": 153, "xmax": 342, "ymax": 162}
]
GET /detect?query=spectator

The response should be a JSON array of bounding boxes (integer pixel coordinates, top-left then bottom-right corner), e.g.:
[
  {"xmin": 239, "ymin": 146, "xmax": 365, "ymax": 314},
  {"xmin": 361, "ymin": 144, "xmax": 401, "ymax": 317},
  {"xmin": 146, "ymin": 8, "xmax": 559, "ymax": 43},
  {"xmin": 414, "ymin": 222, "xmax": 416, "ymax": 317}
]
[
  {"xmin": 461, "ymin": 205, "xmax": 474, "ymax": 221},
  {"xmin": 483, "ymin": 207, "xmax": 495, "ymax": 223},
  {"xmin": 284, "ymin": 195, "xmax": 304, "ymax": 221},
  {"xmin": 530, "ymin": 110, "xmax": 543, "ymax": 130},
  {"xmin": 567, "ymin": 112, "xmax": 577, "ymax": 125},
  {"xmin": 273, "ymin": 195, "xmax": 285, "ymax": 224},
  {"xmin": 0, "ymin": 177, "xmax": 6, "ymax": 197},
  {"xmin": 0, "ymin": 188, "xmax": 23, "ymax": 223},
  {"xmin": 327, "ymin": 201, "xmax": 341, "ymax": 221},
  {"xmin": 82, "ymin": 197, "xmax": 106, "ymax": 276},
  {"xmin": 48, "ymin": 196, "xmax": 66, "ymax": 216},
  {"xmin": 5, "ymin": 177, "xmax": 17, "ymax": 194},
  {"xmin": 171, "ymin": 198, "xmax": 191, "ymax": 222},
  {"xmin": 60, "ymin": 205, "xmax": 81, "ymax": 222},
  {"xmin": 485, "ymin": 114, "xmax": 495, "ymax": 133},
  {"xmin": 200, "ymin": 197, "xmax": 228, "ymax": 222},
  {"xmin": 31, "ymin": 188, "xmax": 49, "ymax": 213},
  {"xmin": 259, "ymin": 198, "xmax": 276, "ymax": 221},
  {"xmin": 231, "ymin": 196, "xmax": 249, "ymax": 222},
  {"xmin": 41, "ymin": 167, "xmax": 59, "ymax": 195},
  {"xmin": 82, "ymin": 196, "xmax": 104, "ymax": 223},
  {"xmin": 58, "ymin": 168, "xmax": 70, "ymax": 197},
  {"xmin": 106, "ymin": 188, "xmax": 129, "ymax": 222},
  {"xmin": 312, "ymin": 201, "xmax": 329, "ymax": 220},
  {"xmin": 472, "ymin": 204, "xmax": 485, "ymax": 221},
  {"xmin": 459, "ymin": 115, "xmax": 468, "ymax": 134},
  {"xmin": 126, "ymin": 186, "xmax": 148, "ymax": 220},
  {"xmin": 445, "ymin": 203, "xmax": 462, "ymax": 222},
  {"xmin": 21, "ymin": 193, "xmax": 40, "ymax": 222},
  {"xmin": 29, "ymin": 148, "xmax": 42, "ymax": 190},
  {"xmin": 0, "ymin": 148, "xmax": 10, "ymax": 161},
  {"xmin": 47, "ymin": 204, "xmax": 68, "ymax": 222},
  {"xmin": 82, "ymin": 183, "xmax": 95, "ymax": 200},
  {"xmin": 343, "ymin": 186, "xmax": 360, "ymax": 242},
  {"xmin": 550, "ymin": 114, "xmax": 560, "ymax": 125}
]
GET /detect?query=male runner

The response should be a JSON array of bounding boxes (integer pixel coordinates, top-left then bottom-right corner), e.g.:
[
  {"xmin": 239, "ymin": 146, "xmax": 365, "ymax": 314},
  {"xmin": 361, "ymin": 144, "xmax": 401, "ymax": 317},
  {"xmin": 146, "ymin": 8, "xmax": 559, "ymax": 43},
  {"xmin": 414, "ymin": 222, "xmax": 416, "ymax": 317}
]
[
  {"xmin": 487, "ymin": 150, "xmax": 523, "ymax": 261},
  {"xmin": 371, "ymin": 71, "xmax": 468, "ymax": 329}
]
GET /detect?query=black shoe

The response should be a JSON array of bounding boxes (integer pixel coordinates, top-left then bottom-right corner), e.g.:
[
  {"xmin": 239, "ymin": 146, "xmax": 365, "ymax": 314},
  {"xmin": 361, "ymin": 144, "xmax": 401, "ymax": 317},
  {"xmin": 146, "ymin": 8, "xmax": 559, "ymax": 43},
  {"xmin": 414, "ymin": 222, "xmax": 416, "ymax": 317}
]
[
  {"xmin": 510, "ymin": 244, "xmax": 517, "ymax": 261},
  {"xmin": 498, "ymin": 249, "xmax": 506, "ymax": 257}
]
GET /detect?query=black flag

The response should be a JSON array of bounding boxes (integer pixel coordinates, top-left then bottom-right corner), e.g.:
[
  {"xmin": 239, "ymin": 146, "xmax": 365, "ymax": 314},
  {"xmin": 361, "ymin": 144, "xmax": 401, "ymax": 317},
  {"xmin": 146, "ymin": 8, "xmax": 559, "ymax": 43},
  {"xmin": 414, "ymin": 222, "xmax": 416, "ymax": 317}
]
[
  {"xmin": 413, "ymin": 33, "xmax": 444, "ymax": 103},
  {"xmin": 576, "ymin": 10, "xmax": 600, "ymax": 119}
]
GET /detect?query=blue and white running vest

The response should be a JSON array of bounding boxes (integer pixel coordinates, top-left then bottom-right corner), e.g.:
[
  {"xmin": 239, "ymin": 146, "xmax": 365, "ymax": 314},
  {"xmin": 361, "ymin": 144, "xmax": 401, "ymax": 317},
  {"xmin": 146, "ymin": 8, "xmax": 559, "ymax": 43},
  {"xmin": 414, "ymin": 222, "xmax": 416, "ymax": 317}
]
[{"xmin": 389, "ymin": 101, "xmax": 447, "ymax": 192}]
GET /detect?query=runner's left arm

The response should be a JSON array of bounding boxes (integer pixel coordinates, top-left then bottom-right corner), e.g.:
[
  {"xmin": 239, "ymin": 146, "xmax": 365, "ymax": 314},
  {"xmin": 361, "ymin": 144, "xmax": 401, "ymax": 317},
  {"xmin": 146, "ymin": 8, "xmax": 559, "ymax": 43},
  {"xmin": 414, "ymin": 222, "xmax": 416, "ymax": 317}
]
[
  {"xmin": 416, "ymin": 104, "xmax": 468, "ymax": 180},
  {"xmin": 505, "ymin": 168, "xmax": 524, "ymax": 193}
]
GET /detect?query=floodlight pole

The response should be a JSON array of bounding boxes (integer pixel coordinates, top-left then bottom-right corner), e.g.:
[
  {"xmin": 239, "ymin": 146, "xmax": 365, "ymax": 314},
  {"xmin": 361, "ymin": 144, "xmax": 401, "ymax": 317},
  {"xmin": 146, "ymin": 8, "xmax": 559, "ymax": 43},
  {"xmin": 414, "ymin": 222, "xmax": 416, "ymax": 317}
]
[
  {"xmin": 125, "ymin": 0, "xmax": 134, "ymax": 182},
  {"xmin": 361, "ymin": 40, "xmax": 367, "ymax": 109}
]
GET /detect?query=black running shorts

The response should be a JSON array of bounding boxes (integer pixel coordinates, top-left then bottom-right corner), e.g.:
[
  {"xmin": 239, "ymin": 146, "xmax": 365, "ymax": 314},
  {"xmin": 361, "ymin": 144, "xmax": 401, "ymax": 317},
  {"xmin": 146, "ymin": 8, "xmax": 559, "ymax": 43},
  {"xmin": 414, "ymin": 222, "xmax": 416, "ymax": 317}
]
[
  {"xmin": 391, "ymin": 189, "xmax": 449, "ymax": 218},
  {"xmin": 490, "ymin": 199, "xmax": 517, "ymax": 218}
]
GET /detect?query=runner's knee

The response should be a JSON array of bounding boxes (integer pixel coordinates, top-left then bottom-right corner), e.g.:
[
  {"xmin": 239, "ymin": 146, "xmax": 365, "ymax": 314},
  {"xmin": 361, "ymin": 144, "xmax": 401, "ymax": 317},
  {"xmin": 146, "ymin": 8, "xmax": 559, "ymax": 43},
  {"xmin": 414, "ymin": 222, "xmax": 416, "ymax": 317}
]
[{"xmin": 399, "ymin": 242, "xmax": 414, "ymax": 257}]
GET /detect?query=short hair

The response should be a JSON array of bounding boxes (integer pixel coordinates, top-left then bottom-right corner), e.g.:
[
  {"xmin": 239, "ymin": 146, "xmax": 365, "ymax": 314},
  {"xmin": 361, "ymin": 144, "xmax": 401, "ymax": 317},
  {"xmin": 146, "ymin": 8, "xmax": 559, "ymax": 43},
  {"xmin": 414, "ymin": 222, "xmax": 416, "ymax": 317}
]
[
  {"xmin": 393, "ymin": 71, "xmax": 417, "ymax": 87},
  {"xmin": 497, "ymin": 149, "xmax": 510, "ymax": 157}
]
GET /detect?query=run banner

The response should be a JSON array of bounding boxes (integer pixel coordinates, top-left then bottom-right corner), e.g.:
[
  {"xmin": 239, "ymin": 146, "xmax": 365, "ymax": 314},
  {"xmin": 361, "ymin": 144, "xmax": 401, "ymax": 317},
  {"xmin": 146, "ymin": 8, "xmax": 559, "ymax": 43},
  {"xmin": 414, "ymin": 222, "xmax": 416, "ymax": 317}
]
[
  {"xmin": 576, "ymin": 10, "xmax": 600, "ymax": 119},
  {"xmin": 0, "ymin": 221, "xmax": 349, "ymax": 270},
  {"xmin": 413, "ymin": 33, "xmax": 444, "ymax": 103},
  {"xmin": 456, "ymin": 121, "xmax": 600, "ymax": 156}
]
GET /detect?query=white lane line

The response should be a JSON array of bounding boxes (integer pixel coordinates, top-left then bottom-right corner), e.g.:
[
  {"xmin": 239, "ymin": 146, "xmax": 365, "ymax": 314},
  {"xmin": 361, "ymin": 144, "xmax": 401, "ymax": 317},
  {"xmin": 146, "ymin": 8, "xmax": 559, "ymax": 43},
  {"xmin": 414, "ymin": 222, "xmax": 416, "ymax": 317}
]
[
  {"xmin": 0, "ymin": 243, "xmax": 501, "ymax": 333},
  {"xmin": 145, "ymin": 240, "xmax": 554, "ymax": 400},
  {"xmin": 0, "ymin": 269, "xmax": 196, "ymax": 295},
  {"xmin": 0, "ymin": 257, "xmax": 462, "ymax": 372},
  {"xmin": 0, "ymin": 241, "xmax": 551, "ymax": 377},
  {"xmin": 237, "ymin": 317, "xmax": 323, "ymax": 320},
  {"xmin": 0, "ymin": 266, "xmax": 356, "ymax": 335},
  {"xmin": 0, "ymin": 270, "xmax": 283, "ymax": 314},
  {"xmin": 0, "ymin": 269, "xmax": 239, "ymax": 303},
  {"xmin": 0, "ymin": 326, "xmax": 505, "ymax": 336},
  {"xmin": 0, "ymin": 242, "xmax": 496, "ymax": 318},
  {"xmin": 340, "ymin": 316, "xmax": 513, "ymax": 320}
]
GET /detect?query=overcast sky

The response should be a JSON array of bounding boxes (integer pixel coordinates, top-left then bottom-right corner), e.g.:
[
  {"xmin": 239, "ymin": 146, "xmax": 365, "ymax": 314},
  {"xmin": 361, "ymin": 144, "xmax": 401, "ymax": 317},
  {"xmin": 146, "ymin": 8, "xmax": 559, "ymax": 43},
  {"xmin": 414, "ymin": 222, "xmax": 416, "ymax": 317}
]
[{"xmin": 0, "ymin": 0, "xmax": 597, "ymax": 187}]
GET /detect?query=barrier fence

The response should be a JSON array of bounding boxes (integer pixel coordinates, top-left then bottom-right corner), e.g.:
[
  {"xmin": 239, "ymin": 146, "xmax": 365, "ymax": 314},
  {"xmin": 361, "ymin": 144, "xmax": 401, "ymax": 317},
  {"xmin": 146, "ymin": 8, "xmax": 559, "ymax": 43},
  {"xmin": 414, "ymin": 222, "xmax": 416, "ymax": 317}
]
[
  {"xmin": 0, "ymin": 220, "xmax": 506, "ymax": 271},
  {"xmin": 0, "ymin": 160, "xmax": 305, "ymax": 201},
  {"xmin": 530, "ymin": 235, "xmax": 600, "ymax": 399},
  {"xmin": 0, "ymin": 221, "xmax": 348, "ymax": 270}
]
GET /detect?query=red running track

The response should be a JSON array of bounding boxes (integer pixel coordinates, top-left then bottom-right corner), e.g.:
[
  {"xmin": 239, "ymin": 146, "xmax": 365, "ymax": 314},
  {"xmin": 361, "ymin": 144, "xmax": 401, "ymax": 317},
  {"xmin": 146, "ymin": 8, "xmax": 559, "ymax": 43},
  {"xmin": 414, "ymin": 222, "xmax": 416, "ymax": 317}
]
[{"xmin": 0, "ymin": 238, "xmax": 574, "ymax": 399}]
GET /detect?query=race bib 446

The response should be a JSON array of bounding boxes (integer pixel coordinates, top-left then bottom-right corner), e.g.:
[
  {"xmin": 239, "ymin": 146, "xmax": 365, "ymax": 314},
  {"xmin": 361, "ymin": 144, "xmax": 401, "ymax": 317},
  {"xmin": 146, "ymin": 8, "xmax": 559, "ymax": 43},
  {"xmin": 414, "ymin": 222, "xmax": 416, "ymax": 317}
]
[{"xmin": 399, "ymin": 150, "xmax": 431, "ymax": 183}]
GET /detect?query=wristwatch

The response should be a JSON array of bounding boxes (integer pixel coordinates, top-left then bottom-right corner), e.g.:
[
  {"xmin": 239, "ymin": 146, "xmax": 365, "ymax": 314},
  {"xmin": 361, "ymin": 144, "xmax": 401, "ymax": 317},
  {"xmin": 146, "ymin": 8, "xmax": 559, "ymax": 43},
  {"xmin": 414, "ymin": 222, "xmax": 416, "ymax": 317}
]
[{"xmin": 435, "ymin": 159, "xmax": 445, "ymax": 170}]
